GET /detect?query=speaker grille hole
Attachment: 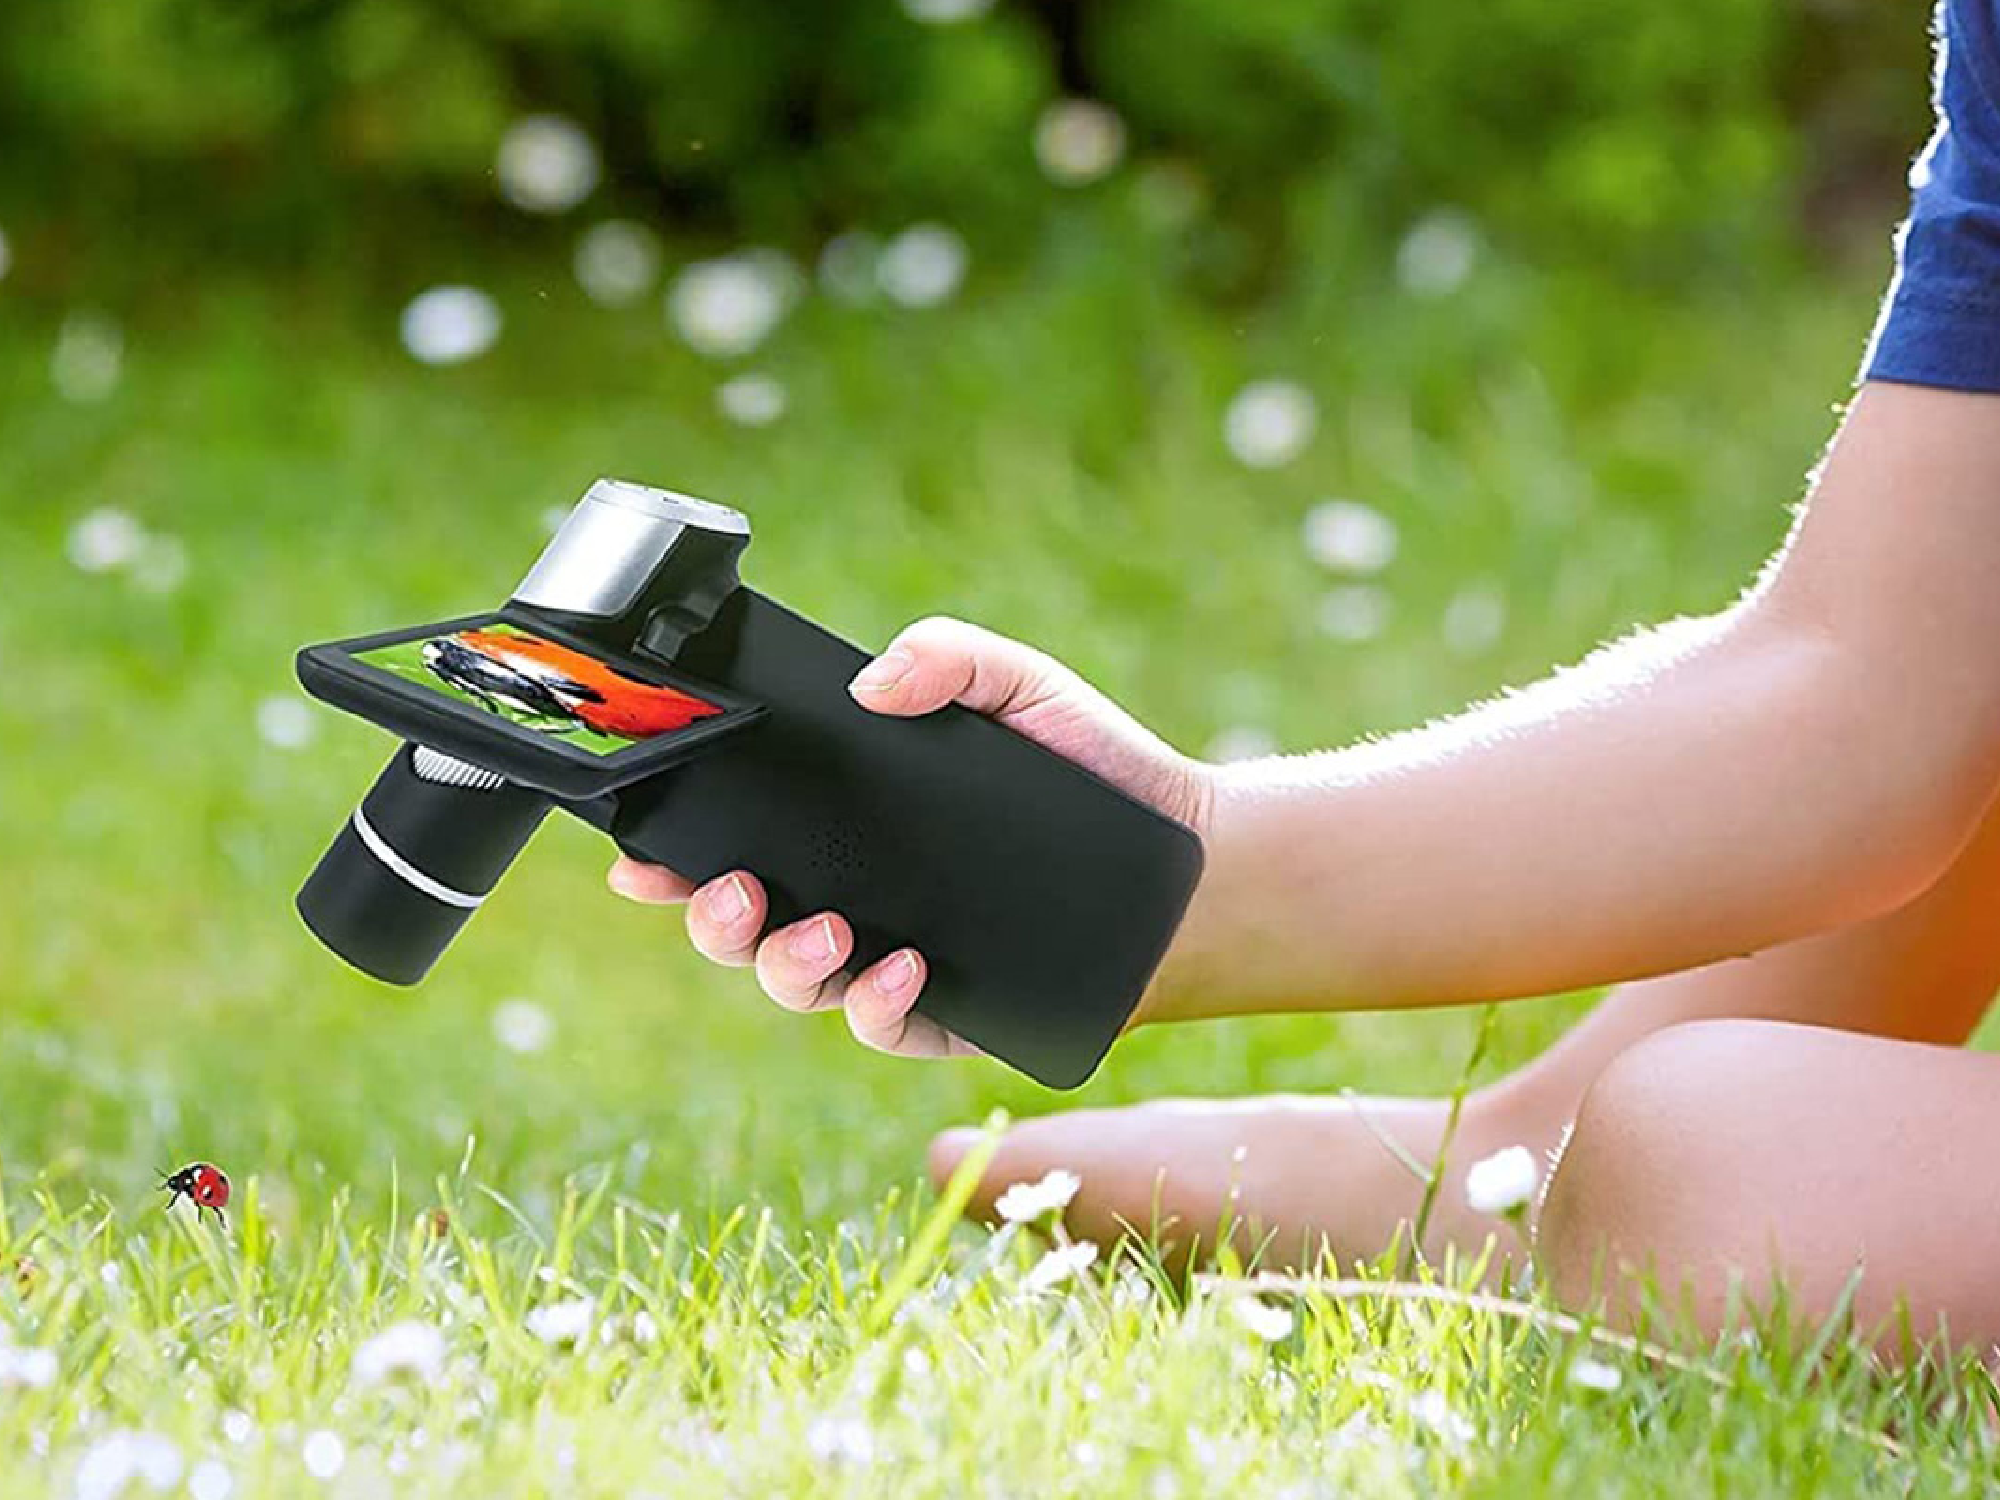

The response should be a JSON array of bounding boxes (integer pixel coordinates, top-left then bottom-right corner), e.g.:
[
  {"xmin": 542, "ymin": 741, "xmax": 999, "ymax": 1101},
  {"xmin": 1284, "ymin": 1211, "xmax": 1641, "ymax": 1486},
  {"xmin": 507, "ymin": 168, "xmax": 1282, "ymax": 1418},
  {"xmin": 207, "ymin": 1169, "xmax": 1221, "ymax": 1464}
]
[{"xmin": 806, "ymin": 825, "xmax": 869, "ymax": 882}]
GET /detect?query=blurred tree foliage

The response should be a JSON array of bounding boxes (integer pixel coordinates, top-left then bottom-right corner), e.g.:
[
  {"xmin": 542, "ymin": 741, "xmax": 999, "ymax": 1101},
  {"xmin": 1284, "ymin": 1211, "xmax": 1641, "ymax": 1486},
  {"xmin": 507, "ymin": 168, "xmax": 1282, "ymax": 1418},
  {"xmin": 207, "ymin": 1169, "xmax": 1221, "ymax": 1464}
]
[{"xmin": 0, "ymin": 0, "xmax": 1933, "ymax": 280}]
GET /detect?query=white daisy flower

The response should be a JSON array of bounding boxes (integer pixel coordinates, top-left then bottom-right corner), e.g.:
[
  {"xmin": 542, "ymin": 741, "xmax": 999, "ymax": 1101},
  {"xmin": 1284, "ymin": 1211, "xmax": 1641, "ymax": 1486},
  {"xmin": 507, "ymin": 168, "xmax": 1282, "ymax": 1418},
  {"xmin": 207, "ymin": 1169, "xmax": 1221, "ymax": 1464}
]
[
  {"xmin": 716, "ymin": 373, "xmax": 787, "ymax": 427},
  {"xmin": 1228, "ymin": 1297, "xmax": 1295, "ymax": 1343},
  {"xmin": 400, "ymin": 287, "xmax": 502, "ymax": 366},
  {"xmin": 1223, "ymin": 380, "xmax": 1316, "ymax": 469},
  {"xmin": 1464, "ymin": 1144, "xmax": 1539, "ymax": 1215},
  {"xmin": 1410, "ymin": 1388, "xmax": 1475, "ymax": 1448},
  {"xmin": 877, "ymin": 224, "xmax": 968, "ymax": 308},
  {"xmin": 496, "ymin": 115, "xmax": 601, "ymax": 215},
  {"xmin": 668, "ymin": 252, "xmax": 797, "ymax": 358},
  {"xmin": 187, "ymin": 1458, "xmax": 235, "ymax": 1500},
  {"xmin": 574, "ymin": 221, "xmax": 662, "ymax": 307},
  {"xmin": 74, "ymin": 1431, "xmax": 182, "ymax": 1500},
  {"xmin": 1396, "ymin": 210, "xmax": 1481, "ymax": 297},
  {"xmin": 301, "ymin": 1429, "xmax": 345, "ymax": 1480},
  {"xmin": 1569, "ymin": 1356, "xmax": 1623, "ymax": 1392},
  {"xmin": 1302, "ymin": 500, "xmax": 1399, "ymax": 575},
  {"xmin": 66, "ymin": 505, "xmax": 147, "ymax": 574},
  {"xmin": 1023, "ymin": 1240, "xmax": 1098, "ymax": 1293},
  {"xmin": 900, "ymin": 0, "xmax": 993, "ymax": 23},
  {"xmin": 351, "ymin": 1321, "xmax": 445, "ymax": 1386},
  {"xmin": 1034, "ymin": 99, "xmax": 1127, "ymax": 186},
  {"xmin": 0, "ymin": 1344, "xmax": 56, "ymax": 1388},
  {"xmin": 492, "ymin": 999, "xmax": 555, "ymax": 1056},
  {"xmin": 256, "ymin": 695, "xmax": 317, "ymax": 751},
  {"xmin": 993, "ymin": 1168, "xmax": 1081, "ymax": 1224},
  {"xmin": 526, "ymin": 1297, "xmax": 595, "ymax": 1346}
]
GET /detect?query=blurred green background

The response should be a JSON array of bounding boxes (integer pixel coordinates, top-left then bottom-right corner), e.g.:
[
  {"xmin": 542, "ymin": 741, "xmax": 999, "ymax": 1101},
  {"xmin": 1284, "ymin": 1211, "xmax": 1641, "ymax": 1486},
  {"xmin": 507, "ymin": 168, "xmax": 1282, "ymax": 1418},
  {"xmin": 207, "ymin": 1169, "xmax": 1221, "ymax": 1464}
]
[{"xmin": 0, "ymin": 0, "xmax": 1937, "ymax": 1231}]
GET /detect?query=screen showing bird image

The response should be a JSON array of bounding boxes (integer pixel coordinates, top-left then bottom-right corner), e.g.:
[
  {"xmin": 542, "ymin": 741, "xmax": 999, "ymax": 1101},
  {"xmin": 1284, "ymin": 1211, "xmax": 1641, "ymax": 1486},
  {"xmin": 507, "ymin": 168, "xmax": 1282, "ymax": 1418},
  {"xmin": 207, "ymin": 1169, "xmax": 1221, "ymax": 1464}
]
[{"xmin": 353, "ymin": 623, "xmax": 724, "ymax": 755}]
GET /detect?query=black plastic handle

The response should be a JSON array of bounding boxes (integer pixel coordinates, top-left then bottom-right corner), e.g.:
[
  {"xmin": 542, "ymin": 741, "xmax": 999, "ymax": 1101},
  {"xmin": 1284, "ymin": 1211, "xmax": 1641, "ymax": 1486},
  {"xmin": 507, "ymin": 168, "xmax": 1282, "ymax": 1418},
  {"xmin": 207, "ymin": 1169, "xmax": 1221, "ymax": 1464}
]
[{"xmin": 606, "ymin": 590, "xmax": 1203, "ymax": 1088}]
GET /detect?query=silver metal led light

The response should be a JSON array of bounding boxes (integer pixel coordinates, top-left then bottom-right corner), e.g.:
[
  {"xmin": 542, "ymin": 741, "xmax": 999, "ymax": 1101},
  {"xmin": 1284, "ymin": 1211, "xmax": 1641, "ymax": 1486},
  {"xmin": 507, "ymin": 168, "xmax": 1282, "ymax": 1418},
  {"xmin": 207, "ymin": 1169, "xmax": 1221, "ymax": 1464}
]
[{"xmin": 515, "ymin": 479, "xmax": 748, "ymax": 619}]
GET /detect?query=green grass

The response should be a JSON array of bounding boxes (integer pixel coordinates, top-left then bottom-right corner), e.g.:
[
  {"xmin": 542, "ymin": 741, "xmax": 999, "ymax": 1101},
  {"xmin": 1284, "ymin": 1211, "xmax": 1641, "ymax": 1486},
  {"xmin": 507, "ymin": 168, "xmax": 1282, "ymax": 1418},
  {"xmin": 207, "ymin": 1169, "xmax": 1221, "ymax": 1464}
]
[{"xmin": 1, "ymin": 232, "xmax": 1993, "ymax": 1494}]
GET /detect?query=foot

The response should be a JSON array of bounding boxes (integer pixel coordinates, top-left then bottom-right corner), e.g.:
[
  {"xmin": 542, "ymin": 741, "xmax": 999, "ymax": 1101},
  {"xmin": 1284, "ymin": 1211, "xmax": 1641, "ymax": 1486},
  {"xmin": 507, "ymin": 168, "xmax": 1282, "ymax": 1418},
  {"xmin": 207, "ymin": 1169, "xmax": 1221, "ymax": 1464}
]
[{"xmin": 928, "ymin": 1091, "xmax": 1561, "ymax": 1274}]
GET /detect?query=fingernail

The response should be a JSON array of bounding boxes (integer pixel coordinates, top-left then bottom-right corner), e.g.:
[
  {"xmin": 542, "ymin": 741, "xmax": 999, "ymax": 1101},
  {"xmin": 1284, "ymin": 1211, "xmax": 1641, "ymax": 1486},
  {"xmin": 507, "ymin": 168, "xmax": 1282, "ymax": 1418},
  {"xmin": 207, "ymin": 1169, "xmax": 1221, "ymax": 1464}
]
[
  {"xmin": 703, "ymin": 874, "xmax": 750, "ymax": 926},
  {"xmin": 850, "ymin": 647, "xmax": 914, "ymax": 695},
  {"xmin": 878, "ymin": 950, "xmax": 921, "ymax": 998},
  {"xmin": 792, "ymin": 915, "xmax": 840, "ymax": 963},
  {"xmin": 607, "ymin": 863, "xmax": 643, "ymax": 899}
]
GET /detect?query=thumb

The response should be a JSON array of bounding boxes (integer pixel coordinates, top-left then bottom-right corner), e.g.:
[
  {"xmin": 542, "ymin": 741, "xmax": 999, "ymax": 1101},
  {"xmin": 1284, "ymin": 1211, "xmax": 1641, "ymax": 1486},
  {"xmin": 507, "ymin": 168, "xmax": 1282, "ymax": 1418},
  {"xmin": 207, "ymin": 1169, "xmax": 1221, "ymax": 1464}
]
[{"xmin": 847, "ymin": 617, "xmax": 1068, "ymax": 722}]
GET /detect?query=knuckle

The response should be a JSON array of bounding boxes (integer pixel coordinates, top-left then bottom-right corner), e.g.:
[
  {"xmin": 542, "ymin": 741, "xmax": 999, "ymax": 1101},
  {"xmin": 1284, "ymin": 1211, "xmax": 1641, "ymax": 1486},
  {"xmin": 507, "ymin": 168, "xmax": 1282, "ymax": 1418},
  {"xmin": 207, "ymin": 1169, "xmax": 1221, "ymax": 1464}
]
[
  {"xmin": 684, "ymin": 916, "xmax": 729, "ymax": 961},
  {"xmin": 686, "ymin": 896, "xmax": 735, "ymax": 938},
  {"xmin": 899, "ymin": 614, "xmax": 970, "ymax": 648},
  {"xmin": 896, "ymin": 619, "xmax": 975, "ymax": 671},
  {"xmin": 761, "ymin": 974, "xmax": 820, "ymax": 1012},
  {"xmin": 845, "ymin": 985, "xmax": 914, "ymax": 1052},
  {"xmin": 755, "ymin": 944, "xmax": 823, "ymax": 1010},
  {"xmin": 847, "ymin": 1008, "xmax": 900, "ymax": 1054}
]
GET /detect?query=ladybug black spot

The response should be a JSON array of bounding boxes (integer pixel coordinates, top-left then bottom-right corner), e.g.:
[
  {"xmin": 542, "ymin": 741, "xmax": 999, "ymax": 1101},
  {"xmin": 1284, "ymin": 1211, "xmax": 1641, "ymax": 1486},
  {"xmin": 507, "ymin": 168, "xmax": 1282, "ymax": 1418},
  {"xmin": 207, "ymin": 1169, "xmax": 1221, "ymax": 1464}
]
[{"xmin": 160, "ymin": 1162, "xmax": 231, "ymax": 1227}]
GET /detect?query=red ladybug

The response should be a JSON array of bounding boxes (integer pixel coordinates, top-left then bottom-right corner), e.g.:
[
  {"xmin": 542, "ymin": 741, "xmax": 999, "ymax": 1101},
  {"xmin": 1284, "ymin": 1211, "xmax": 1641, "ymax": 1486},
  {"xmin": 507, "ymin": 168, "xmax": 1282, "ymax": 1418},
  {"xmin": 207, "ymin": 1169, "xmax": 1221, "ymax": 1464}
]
[{"xmin": 160, "ymin": 1162, "xmax": 230, "ymax": 1227}]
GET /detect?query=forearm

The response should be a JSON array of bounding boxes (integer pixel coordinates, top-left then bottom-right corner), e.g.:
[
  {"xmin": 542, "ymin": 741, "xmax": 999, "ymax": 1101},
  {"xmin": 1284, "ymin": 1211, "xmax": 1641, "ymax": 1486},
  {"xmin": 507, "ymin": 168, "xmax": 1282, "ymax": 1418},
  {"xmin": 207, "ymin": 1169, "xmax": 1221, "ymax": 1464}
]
[
  {"xmin": 1149, "ymin": 611, "xmax": 1986, "ymax": 1024},
  {"xmin": 1502, "ymin": 781, "xmax": 2000, "ymax": 1117}
]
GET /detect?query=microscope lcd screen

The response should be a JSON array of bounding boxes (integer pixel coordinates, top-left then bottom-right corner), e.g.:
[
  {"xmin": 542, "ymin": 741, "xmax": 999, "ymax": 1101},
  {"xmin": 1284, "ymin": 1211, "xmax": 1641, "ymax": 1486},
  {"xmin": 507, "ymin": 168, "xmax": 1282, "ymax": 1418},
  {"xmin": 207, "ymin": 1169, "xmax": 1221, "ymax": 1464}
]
[{"xmin": 352, "ymin": 623, "xmax": 726, "ymax": 757}]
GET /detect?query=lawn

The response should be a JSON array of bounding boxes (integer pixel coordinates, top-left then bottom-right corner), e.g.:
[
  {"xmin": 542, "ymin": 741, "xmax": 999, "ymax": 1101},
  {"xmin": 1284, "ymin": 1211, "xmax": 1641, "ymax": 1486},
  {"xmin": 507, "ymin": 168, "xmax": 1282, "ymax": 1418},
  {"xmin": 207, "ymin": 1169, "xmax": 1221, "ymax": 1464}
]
[{"xmin": 1, "ymin": 235, "xmax": 1993, "ymax": 1494}]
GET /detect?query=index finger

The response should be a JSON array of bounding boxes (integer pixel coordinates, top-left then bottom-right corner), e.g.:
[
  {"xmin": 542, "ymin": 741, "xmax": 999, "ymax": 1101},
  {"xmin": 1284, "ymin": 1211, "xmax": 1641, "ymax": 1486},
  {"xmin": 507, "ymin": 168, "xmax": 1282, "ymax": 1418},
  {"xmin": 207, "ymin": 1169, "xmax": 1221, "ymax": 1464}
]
[{"xmin": 607, "ymin": 857, "xmax": 696, "ymax": 905}]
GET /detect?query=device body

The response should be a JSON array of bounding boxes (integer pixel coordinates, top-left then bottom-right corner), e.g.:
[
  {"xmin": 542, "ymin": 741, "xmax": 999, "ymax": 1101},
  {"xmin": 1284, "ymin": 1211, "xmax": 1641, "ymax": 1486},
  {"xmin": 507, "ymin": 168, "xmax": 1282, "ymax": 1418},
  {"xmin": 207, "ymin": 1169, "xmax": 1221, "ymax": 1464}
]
[{"xmin": 297, "ymin": 481, "xmax": 1204, "ymax": 1088}]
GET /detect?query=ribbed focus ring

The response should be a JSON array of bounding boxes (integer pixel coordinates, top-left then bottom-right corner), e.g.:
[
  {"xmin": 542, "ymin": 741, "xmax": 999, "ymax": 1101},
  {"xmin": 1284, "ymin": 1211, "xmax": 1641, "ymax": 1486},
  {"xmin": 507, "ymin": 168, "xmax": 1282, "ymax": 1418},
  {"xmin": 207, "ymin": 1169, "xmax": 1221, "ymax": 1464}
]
[{"xmin": 411, "ymin": 746, "xmax": 507, "ymax": 791}]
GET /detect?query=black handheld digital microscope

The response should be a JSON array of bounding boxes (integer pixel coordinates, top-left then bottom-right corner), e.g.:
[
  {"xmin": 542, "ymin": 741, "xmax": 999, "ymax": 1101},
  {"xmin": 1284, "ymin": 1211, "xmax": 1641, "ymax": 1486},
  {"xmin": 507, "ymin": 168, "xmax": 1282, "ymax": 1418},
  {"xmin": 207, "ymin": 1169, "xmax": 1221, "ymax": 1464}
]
[{"xmin": 295, "ymin": 480, "xmax": 1202, "ymax": 1087}]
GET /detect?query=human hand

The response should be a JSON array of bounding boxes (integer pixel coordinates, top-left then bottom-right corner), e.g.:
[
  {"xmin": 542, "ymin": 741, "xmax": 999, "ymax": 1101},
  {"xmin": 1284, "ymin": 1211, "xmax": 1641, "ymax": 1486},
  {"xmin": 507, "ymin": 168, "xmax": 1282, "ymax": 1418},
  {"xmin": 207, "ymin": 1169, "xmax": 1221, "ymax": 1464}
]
[{"xmin": 608, "ymin": 616, "xmax": 1212, "ymax": 1058}]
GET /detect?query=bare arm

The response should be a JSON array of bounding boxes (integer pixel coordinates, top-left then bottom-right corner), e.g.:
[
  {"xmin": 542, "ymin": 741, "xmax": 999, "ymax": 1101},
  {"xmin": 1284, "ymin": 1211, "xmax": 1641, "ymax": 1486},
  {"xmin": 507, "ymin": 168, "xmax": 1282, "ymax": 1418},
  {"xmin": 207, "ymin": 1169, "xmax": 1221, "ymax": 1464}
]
[
  {"xmin": 616, "ymin": 381, "xmax": 2000, "ymax": 1052},
  {"xmin": 1153, "ymin": 380, "xmax": 2000, "ymax": 1020}
]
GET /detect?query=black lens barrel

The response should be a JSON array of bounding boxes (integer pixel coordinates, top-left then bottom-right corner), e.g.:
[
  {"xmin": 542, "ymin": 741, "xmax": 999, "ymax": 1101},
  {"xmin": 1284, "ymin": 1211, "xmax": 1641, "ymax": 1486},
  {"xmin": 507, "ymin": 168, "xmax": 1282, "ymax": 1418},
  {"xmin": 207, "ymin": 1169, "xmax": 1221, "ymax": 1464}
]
[{"xmin": 296, "ymin": 744, "xmax": 551, "ymax": 985}]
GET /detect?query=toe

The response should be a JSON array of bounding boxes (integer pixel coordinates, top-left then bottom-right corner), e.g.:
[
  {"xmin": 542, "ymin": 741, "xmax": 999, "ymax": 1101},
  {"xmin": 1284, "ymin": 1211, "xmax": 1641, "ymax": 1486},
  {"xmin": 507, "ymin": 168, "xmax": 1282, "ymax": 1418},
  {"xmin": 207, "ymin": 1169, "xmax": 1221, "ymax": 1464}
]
[{"xmin": 927, "ymin": 1127, "xmax": 983, "ymax": 1191}]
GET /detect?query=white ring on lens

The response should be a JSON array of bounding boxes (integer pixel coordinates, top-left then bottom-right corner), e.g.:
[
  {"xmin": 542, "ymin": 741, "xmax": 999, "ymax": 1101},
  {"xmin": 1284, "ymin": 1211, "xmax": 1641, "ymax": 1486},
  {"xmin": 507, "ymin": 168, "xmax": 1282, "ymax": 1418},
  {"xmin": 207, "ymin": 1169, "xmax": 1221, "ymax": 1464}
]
[{"xmin": 351, "ymin": 809, "xmax": 486, "ymax": 910}]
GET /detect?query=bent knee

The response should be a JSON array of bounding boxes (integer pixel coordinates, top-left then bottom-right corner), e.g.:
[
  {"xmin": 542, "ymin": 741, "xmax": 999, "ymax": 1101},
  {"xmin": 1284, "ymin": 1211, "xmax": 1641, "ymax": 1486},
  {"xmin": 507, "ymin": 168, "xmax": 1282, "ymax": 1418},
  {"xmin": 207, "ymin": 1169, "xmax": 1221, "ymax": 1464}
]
[{"xmin": 1538, "ymin": 1020, "xmax": 1803, "ymax": 1323}]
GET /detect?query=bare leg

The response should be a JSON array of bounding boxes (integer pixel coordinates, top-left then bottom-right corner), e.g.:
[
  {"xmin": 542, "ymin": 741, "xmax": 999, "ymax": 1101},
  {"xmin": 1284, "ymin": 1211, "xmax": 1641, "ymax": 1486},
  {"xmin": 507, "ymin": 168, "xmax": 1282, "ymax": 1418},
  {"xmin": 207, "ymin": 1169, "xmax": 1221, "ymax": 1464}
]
[
  {"xmin": 1540, "ymin": 1019, "xmax": 2000, "ymax": 1345},
  {"xmin": 929, "ymin": 791, "xmax": 2000, "ymax": 1270}
]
